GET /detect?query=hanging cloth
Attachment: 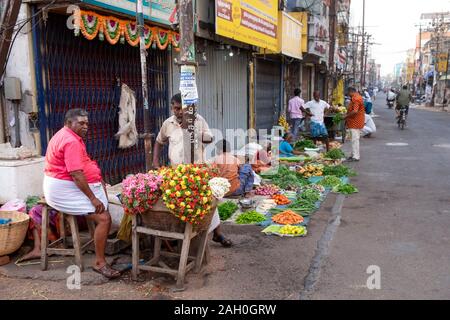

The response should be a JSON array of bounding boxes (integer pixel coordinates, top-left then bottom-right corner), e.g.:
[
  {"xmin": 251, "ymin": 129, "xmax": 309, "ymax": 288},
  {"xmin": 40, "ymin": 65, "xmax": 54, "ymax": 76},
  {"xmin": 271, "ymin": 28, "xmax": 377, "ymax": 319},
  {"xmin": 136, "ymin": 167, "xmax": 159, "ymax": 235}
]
[{"xmin": 115, "ymin": 84, "xmax": 138, "ymax": 148}]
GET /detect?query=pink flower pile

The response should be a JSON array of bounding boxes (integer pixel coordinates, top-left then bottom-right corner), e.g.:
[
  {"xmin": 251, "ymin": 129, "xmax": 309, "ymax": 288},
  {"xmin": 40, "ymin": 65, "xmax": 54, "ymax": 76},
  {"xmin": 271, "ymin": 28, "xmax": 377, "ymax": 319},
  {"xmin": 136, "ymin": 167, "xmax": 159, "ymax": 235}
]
[{"xmin": 121, "ymin": 173, "xmax": 163, "ymax": 215}]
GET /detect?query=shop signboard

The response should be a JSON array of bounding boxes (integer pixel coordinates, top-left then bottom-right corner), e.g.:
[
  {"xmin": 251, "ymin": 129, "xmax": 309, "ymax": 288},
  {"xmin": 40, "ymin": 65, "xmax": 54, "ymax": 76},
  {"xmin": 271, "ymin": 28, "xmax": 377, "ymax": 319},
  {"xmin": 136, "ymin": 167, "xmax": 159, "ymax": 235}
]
[{"xmin": 215, "ymin": 0, "xmax": 278, "ymax": 51}]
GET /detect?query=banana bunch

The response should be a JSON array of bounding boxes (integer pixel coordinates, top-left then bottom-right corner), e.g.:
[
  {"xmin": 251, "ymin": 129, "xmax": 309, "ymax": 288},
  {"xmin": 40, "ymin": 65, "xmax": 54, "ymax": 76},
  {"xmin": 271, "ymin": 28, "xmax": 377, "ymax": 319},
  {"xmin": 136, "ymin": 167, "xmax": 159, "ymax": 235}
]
[
  {"xmin": 279, "ymin": 225, "xmax": 307, "ymax": 236},
  {"xmin": 278, "ymin": 115, "xmax": 290, "ymax": 132},
  {"xmin": 297, "ymin": 164, "xmax": 324, "ymax": 178},
  {"xmin": 337, "ymin": 106, "xmax": 347, "ymax": 114}
]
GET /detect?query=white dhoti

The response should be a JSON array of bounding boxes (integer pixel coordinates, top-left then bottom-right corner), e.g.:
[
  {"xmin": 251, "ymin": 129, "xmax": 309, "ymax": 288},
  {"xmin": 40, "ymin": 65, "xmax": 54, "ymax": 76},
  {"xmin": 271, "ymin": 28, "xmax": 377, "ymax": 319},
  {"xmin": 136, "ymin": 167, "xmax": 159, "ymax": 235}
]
[
  {"xmin": 208, "ymin": 209, "xmax": 221, "ymax": 234},
  {"xmin": 43, "ymin": 175, "xmax": 108, "ymax": 215}
]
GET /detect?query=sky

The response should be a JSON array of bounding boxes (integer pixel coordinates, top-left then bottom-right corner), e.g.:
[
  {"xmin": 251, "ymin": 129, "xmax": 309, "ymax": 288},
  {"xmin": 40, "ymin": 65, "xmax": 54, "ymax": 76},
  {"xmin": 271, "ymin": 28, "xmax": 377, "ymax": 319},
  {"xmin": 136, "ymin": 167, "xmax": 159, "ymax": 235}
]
[{"xmin": 350, "ymin": 0, "xmax": 450, "ymax": 76}]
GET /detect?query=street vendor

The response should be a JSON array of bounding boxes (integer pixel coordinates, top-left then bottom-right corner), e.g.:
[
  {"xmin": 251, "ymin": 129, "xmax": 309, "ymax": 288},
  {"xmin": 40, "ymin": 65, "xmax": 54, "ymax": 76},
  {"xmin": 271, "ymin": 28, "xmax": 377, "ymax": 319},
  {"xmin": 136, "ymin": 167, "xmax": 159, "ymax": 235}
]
[
  {"xmin": 252, "ymin": 141, "xmax": 272, "ymax": 173},
  {"xmin": 154, "ymin": 94, "xmax": 232, "ymax": 248},
  {"xmin": 43, "ymin": 109, "xmax": 120, "ymax": 279},
  {"xmin": 304, "ymin": 91, "xmax": 331, "ymax": 152},
  {"xmin": 153, "ymin": 93, "xmax": 213, "ymax": 168},
  {"xmin": 279, "ymin": 133, "xmax": 302, "ymax": 158}
]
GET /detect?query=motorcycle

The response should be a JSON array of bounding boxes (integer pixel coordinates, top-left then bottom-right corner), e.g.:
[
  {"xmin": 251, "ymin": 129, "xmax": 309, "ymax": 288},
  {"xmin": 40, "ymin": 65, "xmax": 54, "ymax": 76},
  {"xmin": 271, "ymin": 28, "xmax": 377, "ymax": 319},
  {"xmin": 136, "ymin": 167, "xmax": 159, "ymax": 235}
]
[
  {"xmin": 397, "ymin": 106, "xmax": 408, "ymax": 130},
  {"xmin": 387, "ymin": 99, "xmax": 395, "ymax": 109}
]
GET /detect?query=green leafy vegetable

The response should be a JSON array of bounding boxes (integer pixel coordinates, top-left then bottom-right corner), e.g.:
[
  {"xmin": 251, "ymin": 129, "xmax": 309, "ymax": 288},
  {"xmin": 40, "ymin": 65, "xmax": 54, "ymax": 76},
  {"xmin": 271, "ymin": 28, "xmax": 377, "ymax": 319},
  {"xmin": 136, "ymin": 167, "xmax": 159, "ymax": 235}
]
[
  {"xmin": 236, "ymin": 210, "xmax": 267, "ymax": 224},
  {"xmin": 323, "ymin": 165, "xmax": 357, "ymax": 178},
  {"xmin": 299, "ymin": 189, "xmax": 322, "ymax": 203},
  {"xmin": 323, "ymin": 149, "xmax": 345, "ymax": 160},
  {"xmin": 294, "ymin": 139, "xmax": 316, "ymax": 151},
  {"xmin": 333, "ymin": 113, "xmax": 344, "ymax": 125},
  {"xmin": 218, "ymin": 201, "xmax": 239, "ymax": 221},
  {"xmin": 333, "ymin": 183, "xmax": 359, "ymax": 194},
  {"xmin": 318, "ymin": 175, "xmax": 342, "ymax": 188},
  {"xmin": 268, "ymin": 165, "xmax": 308, "ymax": 191}
]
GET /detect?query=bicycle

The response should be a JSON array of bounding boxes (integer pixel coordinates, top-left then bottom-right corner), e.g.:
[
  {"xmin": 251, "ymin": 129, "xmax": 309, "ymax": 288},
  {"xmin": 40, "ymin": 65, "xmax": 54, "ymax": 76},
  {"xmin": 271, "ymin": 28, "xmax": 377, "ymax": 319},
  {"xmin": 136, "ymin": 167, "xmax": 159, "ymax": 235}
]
[{"xmin": 397, "ymin": 106, "xmax": 408, "ymax": 130}]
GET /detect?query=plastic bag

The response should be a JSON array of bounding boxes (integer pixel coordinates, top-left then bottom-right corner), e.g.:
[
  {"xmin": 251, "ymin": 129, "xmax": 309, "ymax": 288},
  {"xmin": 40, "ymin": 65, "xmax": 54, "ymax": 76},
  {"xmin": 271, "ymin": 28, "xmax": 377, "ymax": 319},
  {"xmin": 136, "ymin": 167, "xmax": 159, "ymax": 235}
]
[{"xmin": 0, "ymin": 199, "xmax": 26, "ymax": 212}]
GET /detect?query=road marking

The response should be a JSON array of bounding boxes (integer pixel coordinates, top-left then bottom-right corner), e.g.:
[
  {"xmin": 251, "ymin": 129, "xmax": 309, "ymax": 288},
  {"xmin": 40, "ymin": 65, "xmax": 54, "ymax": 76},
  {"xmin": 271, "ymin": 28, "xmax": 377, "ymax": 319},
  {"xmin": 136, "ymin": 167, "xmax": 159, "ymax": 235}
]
[
  {"xmin": 433, "ymin": 144, "xmax": 450, "ymax": 149},
  {"xmin": 385, "ymin": 143, "xmax": 409, "ymax": 146},
  {"xmin": 299, "ymin": 194, "xmax": 345, "ymax": 300}
]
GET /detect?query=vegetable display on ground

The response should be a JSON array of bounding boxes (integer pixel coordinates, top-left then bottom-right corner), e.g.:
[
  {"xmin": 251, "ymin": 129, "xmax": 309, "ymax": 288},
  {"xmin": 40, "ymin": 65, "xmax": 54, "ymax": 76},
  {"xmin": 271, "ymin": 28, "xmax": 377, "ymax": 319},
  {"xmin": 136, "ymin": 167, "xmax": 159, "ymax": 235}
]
[
  {"xmin": 279, "ymin": 225, "xmax": 307, "ymax": 236},
  {"xmin": 272, "ymin": 194, "xmax": 291, "ymax": 205},
  {"xmin": 323, "ymin": 149, "xmax": 345, "ymax": 160},
  {"xmin": 323, "ymin": 164, "xmax": 357, "ymax": 177},
  {"xmin": 332, "ymin": 183, "xmax": 359, "ymax": 194},
  {"xmin": 255, "ymin": 184, "xmax": 280, "ymax": 196},
  {"xmin": 297, "ymin": 164, "xmax": 324, "ymax": 178},
  {"xmin": 218, "ymin": 201, "xmax": 239, "ymax": 221},
  {"xmin": 294, "ymin": 140, "xmax": 316, "ymax": 151},
  {"xmin": 318, "ymin": 175, "xmax": 342, "ymax": 188},
  {"xmin": 272, "ymin": 210, "xmax": 304, "ymax": 225},
  {"xmin": 236, "ymin": 210, "xmax": 267, "ymax": 224}
]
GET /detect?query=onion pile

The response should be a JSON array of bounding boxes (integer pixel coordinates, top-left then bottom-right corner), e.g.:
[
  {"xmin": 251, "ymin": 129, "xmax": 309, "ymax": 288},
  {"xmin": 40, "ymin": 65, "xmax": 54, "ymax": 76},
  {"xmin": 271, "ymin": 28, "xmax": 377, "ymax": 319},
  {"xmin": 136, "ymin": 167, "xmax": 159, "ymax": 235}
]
[{"xmin": 255, "ymin": 184, "xmax": 281, "ymax": 196}]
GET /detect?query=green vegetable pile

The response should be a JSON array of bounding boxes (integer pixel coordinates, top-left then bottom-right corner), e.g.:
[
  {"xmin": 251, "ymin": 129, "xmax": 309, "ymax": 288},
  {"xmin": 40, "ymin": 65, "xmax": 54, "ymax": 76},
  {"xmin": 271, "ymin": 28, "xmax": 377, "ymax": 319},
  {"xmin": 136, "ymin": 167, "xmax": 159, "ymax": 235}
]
[
  {"xmin": 299, "ymin": 189, "xmax": 322, "ymax": 203},
  {"xmin": 333, "ymin": 113, "xmax": 344, "ymax": 125},
  {"xmin": 318, "ymin": 175, "xmax": 342, "ymax": 188},
  {"xmin": 270, "ymin": 165, "xmax": 308, "ymax": 191},
  {"xmin": 323, "ymin": 148, "xmax": 345, "ymax": 160},
  {"xmin": 236, "ymin": 210, "xmax": 267, "ymax": 224},
  {"xmin": 323, "ymin": 165, "xmax": 356, "ymax": 177},
  {"xmin": 333, "ymin": 183, "xmax": 359, "ymax": 194},
  {"xmin": 294, "ymin": 139, "xmax": 316, "ymax": 151},
  {"xmin": 218, "ymin": 201, "xmax": 239, "ymax": 221}
]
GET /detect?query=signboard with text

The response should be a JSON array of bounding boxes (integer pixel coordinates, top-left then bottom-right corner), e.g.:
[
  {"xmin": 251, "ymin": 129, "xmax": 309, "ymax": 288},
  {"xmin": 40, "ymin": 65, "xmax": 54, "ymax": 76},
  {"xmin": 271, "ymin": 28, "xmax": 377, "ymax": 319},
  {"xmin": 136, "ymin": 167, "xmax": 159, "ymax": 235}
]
[{"xmin": 215, "ymin": 0, "xmax": 278, "ymax": 51}]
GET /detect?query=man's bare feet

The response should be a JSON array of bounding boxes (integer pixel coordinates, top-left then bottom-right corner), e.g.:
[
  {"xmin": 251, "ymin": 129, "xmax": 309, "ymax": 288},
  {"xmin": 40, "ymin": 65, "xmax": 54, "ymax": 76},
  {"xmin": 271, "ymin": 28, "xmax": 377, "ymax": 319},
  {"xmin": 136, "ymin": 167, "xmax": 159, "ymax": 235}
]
[{"xmin": 17, "ymin": 249, "xmax": 41, "ymax": 263}]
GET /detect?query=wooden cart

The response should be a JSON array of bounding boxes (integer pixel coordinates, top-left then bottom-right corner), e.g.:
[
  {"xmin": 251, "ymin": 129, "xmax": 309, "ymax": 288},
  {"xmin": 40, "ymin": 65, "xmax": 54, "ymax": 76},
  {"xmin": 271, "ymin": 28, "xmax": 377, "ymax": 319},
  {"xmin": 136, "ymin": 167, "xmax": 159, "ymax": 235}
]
[{"xmin": 131, "ymin": 199, "xmax": 217, "ymax": 290}]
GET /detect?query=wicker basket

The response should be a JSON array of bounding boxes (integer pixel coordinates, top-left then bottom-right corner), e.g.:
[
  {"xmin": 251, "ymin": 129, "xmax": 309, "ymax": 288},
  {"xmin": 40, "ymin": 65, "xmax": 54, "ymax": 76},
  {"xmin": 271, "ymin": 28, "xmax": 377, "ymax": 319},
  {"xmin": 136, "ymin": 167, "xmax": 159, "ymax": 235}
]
[
  {"xmin": 0, "ymin": 211, "xmax": 30, "ymax": 256},
  {"xmin": 140, "ymin": 198, "xmax": 217, "ymax": 234}
]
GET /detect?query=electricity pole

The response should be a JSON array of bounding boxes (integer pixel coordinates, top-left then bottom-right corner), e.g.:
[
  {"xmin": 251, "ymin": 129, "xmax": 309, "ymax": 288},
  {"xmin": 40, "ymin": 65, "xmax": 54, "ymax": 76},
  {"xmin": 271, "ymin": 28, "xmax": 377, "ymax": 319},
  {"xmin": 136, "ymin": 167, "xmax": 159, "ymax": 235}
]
[
  {"xmin": 136, "ymin": 0, "xmax": 152, "ymax": 170},
  {"xmin": 359, "ymin": 0, "xmax": 366, "ymax": 89},
  {"xmin": 328, "ymin": 0, "xmax": 337, "ymax": 102},
  {"xmin": 179, "ymin": 0, "xmax": 197, "ymax": 164}
]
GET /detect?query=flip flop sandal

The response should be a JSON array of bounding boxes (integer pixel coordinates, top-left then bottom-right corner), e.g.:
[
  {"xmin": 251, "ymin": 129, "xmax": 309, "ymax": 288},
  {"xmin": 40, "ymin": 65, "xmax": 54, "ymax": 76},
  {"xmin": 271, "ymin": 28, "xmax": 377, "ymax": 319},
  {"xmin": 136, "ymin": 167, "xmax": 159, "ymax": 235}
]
[
  {"xmin": 213, "ymin": 235, "xmax": 232, "ymax": 248},
  {"xmin": 92, "ymin": 264, "xmax": 121, "ymax": 279}
]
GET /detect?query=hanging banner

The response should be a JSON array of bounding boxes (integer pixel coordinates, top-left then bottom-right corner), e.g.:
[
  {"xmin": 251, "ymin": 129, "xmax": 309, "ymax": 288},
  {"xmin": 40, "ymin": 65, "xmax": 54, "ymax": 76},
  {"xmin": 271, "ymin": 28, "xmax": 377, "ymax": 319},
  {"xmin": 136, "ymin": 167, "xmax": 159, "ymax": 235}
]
[
  {"xmin": 215, "ymin": 0, "xmax": 278, "ymax": 51},
  {"xmin": 179, "ymin": 65, "xmax": 198, "ymax": 108},
  {"xmin": 308, "ymin": 14, "xmax": 329, "ymax": 61},
  {"xmin": 82, "ymin": 0, "xmax": 176, "ymax": 26}
]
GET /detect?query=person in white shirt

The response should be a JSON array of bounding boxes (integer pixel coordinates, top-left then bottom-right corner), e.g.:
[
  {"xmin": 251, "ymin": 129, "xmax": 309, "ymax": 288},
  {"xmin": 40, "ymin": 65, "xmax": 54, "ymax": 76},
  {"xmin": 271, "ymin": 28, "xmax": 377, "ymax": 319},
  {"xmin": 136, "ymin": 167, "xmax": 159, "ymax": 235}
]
[
  {"xmin": 304, "ymin": 91, "xmax": 330, "ymax": 151},
  {"xmin": 361, "ymin": 114, "xmax": 377, "ymax": 138}
]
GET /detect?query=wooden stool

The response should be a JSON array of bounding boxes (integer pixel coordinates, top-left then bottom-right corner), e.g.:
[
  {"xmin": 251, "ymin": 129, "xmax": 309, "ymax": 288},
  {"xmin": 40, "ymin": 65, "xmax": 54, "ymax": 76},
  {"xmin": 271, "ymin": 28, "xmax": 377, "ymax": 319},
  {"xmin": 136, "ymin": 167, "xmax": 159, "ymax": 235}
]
[{"xmin": 40, "ymin": 202, "xmax": 96, "ymax": 272}]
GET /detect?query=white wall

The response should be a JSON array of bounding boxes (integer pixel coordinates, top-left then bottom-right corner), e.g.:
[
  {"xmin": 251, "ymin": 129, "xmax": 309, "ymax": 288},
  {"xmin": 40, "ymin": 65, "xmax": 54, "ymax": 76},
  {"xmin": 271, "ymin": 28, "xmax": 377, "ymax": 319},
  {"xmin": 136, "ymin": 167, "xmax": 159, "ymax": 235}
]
[{"xmin": 3, "ymin": 4, "xmax": 37, "ymax": 151}]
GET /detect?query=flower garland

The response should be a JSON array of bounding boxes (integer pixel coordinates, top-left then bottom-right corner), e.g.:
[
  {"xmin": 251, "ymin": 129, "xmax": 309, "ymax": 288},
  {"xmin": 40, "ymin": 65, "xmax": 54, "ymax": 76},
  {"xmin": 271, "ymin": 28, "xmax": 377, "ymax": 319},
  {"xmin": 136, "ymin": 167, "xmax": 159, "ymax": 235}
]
[
  {"xmin": 121, "ymin": 173, "xmax": 163, "ymax": 215},
  {"xmin": 74, "ymin": 10, "xmax": 180, "ymax": 51},
  {"xmin": 159, "ymin": 164, "xmax": 216, "ymax": 225}
]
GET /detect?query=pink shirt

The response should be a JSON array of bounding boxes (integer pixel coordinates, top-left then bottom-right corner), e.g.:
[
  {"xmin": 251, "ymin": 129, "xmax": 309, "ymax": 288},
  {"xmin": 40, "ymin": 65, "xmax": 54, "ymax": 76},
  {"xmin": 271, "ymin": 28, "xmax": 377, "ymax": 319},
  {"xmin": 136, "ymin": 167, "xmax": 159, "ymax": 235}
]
[
  {"xmin": 288, "ymin": 96, "xmax": 305, "ymax": 119},
  {"xmin": 44, "ymin": 127, "xmax": 102, "ymax": 183}
]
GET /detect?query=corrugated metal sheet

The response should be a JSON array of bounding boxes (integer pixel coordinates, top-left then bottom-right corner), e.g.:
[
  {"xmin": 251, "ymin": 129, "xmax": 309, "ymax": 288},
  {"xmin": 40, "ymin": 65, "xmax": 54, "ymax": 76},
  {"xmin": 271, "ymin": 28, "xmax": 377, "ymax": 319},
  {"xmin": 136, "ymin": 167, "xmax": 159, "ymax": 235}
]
[
  {"xmin": 255, "ymin": 58, "xmax": 281, "ymax": 131},
  {"xmin": 171, "ymin": 43, "xmax": 249, "ymax": 147}
]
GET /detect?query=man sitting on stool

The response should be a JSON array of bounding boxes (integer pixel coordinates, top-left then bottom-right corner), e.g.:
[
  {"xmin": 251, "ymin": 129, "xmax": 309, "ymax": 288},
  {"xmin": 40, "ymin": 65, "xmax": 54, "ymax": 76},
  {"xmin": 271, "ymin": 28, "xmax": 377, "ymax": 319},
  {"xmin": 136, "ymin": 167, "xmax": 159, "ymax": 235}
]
[{"xmin": 43, "ymin": 109, "xmax": 120, "ymax": 279}]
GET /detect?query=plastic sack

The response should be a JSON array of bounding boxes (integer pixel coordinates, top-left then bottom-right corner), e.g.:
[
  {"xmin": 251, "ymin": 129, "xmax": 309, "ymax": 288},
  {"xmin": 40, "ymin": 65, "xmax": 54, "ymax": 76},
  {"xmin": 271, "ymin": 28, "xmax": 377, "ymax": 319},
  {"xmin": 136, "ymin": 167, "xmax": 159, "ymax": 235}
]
[{"xmin": 0, "ymin": 199, "xmax": 26, "ymax": 212}]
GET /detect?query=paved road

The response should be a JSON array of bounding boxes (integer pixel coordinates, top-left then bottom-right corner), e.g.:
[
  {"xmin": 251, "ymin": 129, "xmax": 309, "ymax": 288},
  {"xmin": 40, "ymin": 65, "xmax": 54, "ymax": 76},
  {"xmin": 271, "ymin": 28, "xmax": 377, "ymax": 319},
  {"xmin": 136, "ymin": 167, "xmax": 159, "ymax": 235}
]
[{"xmin": 308, "ymin": 96, "xmax": 450, "ymax": 299}]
